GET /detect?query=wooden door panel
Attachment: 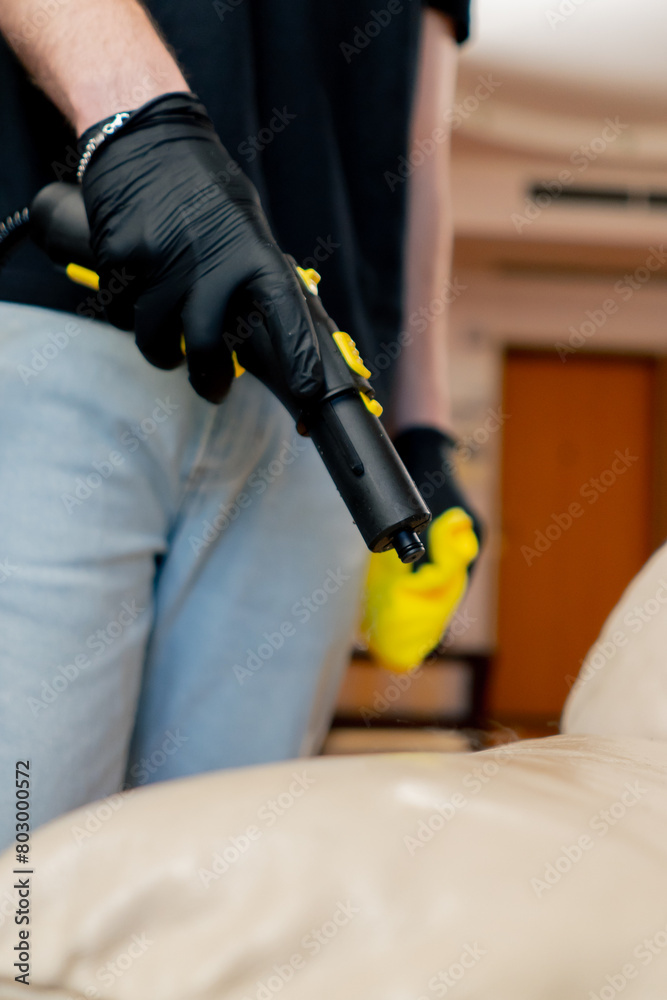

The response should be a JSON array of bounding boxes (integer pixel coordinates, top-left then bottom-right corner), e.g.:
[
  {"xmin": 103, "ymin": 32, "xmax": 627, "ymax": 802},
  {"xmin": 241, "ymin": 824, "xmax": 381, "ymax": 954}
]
[{"xmin": 492, "ymin": 351, "xmax": 655, "ymax": 719}]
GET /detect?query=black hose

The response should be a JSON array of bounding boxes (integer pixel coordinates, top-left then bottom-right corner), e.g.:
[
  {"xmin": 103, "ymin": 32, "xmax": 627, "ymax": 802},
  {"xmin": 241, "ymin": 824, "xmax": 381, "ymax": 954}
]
[{"xmin": 0, "ymin": 207, "xmax": 31, "ymax": 267}]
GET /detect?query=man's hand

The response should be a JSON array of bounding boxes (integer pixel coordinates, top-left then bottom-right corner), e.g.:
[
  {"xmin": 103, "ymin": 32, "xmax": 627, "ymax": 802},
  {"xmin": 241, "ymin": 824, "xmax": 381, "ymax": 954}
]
[
  {"xmin": 364, "ymin": 12, "xmax": 478, "ymax": 673},
  {"xmin": 81, "ymin": 93, "xmax": 323, "ymax": 403}
]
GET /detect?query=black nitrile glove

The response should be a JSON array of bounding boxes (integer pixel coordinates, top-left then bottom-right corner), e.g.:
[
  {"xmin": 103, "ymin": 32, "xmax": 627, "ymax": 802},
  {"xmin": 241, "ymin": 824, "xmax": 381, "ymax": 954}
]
[
  {"xmin": 80, "ymin": 92, "xmax": 323, "ymax": 403},
  {"xmin": 393, "ymin": 426, "xmax": 484, "ymax": 568}
]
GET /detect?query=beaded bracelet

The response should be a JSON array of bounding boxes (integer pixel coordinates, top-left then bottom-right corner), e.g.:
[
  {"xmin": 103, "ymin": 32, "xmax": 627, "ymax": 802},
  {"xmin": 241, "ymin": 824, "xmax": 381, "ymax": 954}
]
[{"xmin": 76, "ymin": 111, "xmax": 133, "ymax": 183}]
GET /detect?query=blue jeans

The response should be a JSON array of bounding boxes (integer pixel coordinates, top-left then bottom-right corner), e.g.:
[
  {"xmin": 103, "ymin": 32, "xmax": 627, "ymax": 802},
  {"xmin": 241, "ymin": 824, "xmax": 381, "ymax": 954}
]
[{"xmin": 0, "ymin": 303, "xmax": 367, "ymax": 850}]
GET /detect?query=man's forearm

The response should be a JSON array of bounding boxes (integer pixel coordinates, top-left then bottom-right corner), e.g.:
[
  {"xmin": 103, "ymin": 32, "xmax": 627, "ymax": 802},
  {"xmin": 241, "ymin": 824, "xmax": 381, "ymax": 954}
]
[
  {"xmin": 392, "ymin": 9, "xmax": 458, "ymax": 435},
  {"xmin": 0, "ymin": 0, "xmax": 188, "ymax": 133}
]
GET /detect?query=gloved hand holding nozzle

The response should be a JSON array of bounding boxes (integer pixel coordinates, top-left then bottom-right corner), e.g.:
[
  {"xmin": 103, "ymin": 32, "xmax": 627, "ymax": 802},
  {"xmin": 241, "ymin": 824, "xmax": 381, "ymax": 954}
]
[
  {"xmin": 28, "ymin": 92, "xmax": 431, "ymax": 562},
  {"xmin": 79, "ymin": 91, "xmax": 323, "ymax": 405}
]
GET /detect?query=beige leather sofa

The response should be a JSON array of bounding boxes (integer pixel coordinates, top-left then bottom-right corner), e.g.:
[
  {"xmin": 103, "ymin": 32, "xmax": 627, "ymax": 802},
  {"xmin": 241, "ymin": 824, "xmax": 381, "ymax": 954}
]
[
  {"xmin": 563, "ymin": 541, "xmax": 667, "ymax": 742},
  {"xmin": 3, "ymin": 544, "xmax": 667, "ymax": 999},
  {"xmin": 1, "ymin": 732, "xmax": 667, "ymax": 999}
]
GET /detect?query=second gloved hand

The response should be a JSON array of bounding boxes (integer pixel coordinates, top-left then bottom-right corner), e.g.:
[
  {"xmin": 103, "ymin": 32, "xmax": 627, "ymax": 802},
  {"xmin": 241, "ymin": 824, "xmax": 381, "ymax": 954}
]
[
  {"xmin": 361, "ymin": 427, "xmax": 482, "ymax": 673},
  {"xmin": 80, "ymin": 92, "xmax": 323, "ymax": 403}
]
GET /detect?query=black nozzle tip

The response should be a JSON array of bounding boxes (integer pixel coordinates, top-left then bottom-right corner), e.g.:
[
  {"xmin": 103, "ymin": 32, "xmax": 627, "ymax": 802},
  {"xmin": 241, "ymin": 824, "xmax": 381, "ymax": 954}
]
[{"xmin": 393, "ymin": 529, "xmax": 425, "ymax": 564}]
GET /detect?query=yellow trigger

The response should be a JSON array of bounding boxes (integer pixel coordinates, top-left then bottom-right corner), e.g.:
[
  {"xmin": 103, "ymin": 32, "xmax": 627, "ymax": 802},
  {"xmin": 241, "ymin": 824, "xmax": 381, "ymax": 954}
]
[
  {"xmin": 179, "ymin": 335, "xmax": 245, "ymax": 378},
  {"xmin": 65, "ymin": 263, "xmax": 99, "ymax": 290},
  {"xmin": 332, "ymin": 331, "xmax": 372, "ymax": 379},
  {"xmin": 296, "ymin": 266, "xmax": 321, "ymax": 295},
  {"xmin": 361, "ymin": 392, "xmax": 383, "ymax": 418}
]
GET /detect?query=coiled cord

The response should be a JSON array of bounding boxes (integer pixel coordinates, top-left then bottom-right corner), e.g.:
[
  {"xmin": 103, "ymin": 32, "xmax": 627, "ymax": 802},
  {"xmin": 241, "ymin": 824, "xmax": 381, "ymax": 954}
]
[{"xmin": 0, "ymin": 207, "xmax": 31, "ymax": 266}]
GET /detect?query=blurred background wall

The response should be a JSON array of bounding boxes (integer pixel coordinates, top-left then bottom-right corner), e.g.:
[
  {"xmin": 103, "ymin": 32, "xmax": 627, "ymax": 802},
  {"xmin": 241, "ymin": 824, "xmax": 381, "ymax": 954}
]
[
  {"xmin": 332, "ymin": 0, "xmax": 667, "ymax": 743},
  {"xmin": 448, "ymin": 0, "xmax": 667, "ymax": 729}
]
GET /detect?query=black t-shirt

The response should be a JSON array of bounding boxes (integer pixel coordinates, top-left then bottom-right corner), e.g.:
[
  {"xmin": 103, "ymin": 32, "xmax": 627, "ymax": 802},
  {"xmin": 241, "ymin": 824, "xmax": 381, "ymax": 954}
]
[{"xmin": 0, "ymin": 0, "xmax": 469, "ymax": 403}]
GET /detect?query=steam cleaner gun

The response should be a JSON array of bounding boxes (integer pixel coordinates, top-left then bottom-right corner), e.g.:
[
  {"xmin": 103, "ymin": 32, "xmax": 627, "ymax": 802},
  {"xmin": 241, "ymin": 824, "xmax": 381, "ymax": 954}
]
[{"xmin": 29, "ymin": 182, "xmax": 431, "ymax": 563}]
